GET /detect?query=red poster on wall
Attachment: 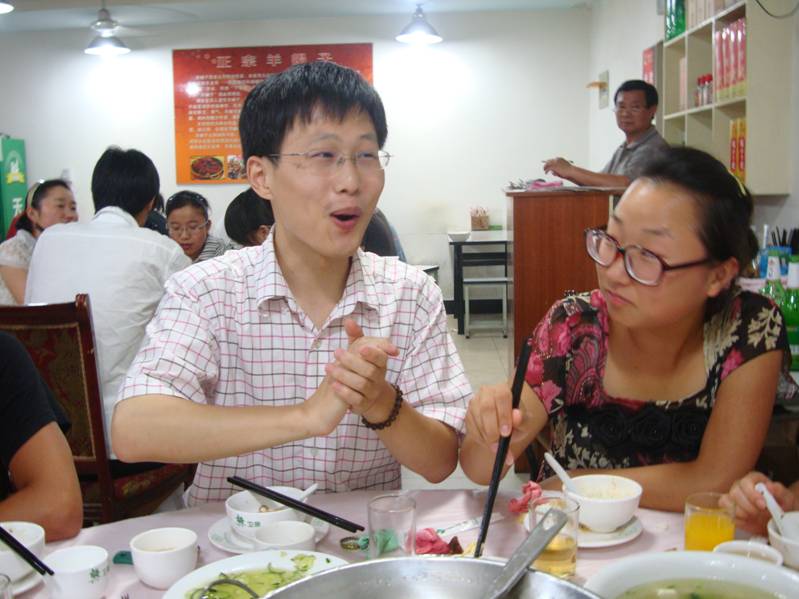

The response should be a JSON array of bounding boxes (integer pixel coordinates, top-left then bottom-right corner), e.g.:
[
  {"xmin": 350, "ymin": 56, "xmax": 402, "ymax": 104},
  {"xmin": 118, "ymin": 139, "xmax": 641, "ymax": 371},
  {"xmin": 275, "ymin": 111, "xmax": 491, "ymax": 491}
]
[{"xmin": 173, "ymin": 43, "xmax": 373, "ymax": 184}]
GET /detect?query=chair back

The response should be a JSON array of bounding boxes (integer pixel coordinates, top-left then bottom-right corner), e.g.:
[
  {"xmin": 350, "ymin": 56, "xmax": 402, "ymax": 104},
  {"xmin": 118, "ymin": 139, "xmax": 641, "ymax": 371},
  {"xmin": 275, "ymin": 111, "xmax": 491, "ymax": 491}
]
[{"xmin": 0, "ymin": 295, "xmax": 111, "ymax": 480}]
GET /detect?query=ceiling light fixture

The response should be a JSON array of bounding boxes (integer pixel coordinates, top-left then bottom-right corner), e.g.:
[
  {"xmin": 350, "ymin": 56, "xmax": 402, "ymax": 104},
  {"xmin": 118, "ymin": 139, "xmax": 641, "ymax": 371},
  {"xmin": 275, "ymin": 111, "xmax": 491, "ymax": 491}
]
[
  {"xmin": 395, "ymin": 4, "xmax": 442, "ymax": 45},
  {"xmin": 85, "ymin": 2, "xmax": 130, "ymax": 56},
  {"xmin": 0, "ymin": 2, "xmax": 14, "ymax": 15}
]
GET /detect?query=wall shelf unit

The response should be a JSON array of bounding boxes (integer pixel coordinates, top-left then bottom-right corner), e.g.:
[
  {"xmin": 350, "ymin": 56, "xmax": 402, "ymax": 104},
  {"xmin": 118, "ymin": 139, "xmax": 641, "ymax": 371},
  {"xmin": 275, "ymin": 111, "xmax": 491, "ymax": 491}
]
[{"xmin": 660, "ymin": 0, "xmax": 793, "ymax": 195}]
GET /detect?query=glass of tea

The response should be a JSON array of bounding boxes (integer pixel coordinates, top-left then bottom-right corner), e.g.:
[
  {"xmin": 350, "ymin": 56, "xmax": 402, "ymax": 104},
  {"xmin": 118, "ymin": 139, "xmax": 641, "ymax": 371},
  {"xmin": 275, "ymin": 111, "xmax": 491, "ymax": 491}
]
[
  {"xmin": 528, "ymin": 494, "xmax": 579, "ymax": 577},
  {"xmin": 684, "ymin": 491, "xmax": 735, "ymax": 551}
]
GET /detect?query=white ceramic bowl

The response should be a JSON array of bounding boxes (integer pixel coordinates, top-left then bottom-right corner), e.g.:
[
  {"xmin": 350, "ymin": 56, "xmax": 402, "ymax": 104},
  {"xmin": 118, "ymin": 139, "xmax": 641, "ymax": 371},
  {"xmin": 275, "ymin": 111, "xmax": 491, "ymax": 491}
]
[
  {"xmin": 564, "ymin": 474, "xmax": 642, "ymax": 533},
  {"xmin": 713, "ymin": 540, "xmax": 783, "ymax": 566},
  {"xmin": 130, "ymin": 527, "xmax": 198, "ymax": 589},
  {"xmin": 767, "ymin": 511, "xmax": 799, "ymax": 569},
  {"xmin": 448, "ymin": 231, "xmax": 470, "ymax": 242},
  {"xmin": 225, "ymin": 487, "xmax": 305, "ymax": 540},
  {"xmin": 44, "ymin": 545, "xmax": 109, "ymax": 599},
  {"xmin": 253, "ymin": 520, "xmax": 316, "ymax": 551},
  {"xmin": 0, "ymin": 521, "xmax": 45, "ymax": 581},
  {"xmin": 585, "ymin": 551, "xmax": 799, "ymax": 598}
]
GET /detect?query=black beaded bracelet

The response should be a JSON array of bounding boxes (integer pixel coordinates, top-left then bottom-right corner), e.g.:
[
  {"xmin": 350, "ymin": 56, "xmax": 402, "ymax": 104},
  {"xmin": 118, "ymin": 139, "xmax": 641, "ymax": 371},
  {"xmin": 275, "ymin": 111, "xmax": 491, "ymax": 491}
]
[{"xmin": 361, "ymin": 385, "xmax": 403, "ymax": 430}]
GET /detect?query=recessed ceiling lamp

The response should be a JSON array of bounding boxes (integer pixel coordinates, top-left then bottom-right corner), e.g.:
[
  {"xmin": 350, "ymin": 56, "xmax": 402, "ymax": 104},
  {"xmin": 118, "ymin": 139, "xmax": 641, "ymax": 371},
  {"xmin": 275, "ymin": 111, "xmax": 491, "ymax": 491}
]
[
  {"xmin": 0, "ymin": 2, "xmax": 14, "ymax": 15},
  {"xmin": 395, "ymin": 4, "xmax": 442, "ymax": 45},
  {"xmin": 84, "ymin": 2, "xmax": 130, "ymax": 56}
]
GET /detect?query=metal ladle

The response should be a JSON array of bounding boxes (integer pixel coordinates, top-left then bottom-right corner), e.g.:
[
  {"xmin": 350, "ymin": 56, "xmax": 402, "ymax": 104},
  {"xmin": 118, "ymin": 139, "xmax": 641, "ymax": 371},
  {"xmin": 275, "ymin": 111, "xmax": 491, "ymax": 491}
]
[{"xmin": 483, "ymin": 507, "xmax": 568, "ymax": 599}]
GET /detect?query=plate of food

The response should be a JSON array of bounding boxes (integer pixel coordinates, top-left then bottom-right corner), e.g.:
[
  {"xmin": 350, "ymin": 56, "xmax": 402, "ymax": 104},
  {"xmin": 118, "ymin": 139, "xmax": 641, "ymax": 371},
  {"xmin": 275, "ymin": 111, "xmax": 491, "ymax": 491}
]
[
  {"xmin": 190, "ymin": 155, "xmax": 224, "ymax": 180},
  {"xmin": 164, "ymin": 549, "xmax": 347, "ymax": 599}
]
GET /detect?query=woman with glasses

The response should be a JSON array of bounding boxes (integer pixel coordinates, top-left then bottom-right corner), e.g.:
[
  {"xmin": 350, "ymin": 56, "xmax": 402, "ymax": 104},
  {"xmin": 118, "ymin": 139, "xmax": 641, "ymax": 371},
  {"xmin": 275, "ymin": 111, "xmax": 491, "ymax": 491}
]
[
  {"xmin": 166, "ymin": 191, "xmax": 230, "ymax": 263},
  {"xmin": 461, "ymin": 147, "xmax": 794, "ymax": 511},
  {"xmin": 0, "ymin": 179, "xmax": 77, "ymax": 305}
]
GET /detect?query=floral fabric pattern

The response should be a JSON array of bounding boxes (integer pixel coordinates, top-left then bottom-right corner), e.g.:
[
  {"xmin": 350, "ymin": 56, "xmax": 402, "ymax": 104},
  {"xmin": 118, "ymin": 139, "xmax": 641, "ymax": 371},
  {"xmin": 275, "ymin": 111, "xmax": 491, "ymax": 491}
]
[
  {"xmin": 0, "ymin": 230, "xmax": 35, "ymax": 305},
  {"xmin": 525, "ymin": 289, "xmax": 792, "ymax": 480}
]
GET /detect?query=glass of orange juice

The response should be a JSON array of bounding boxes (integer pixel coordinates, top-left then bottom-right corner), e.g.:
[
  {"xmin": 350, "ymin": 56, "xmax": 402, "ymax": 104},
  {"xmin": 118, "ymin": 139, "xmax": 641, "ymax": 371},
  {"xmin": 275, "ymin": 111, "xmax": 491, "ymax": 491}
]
[{"xmin": 684, "ymin": 491, "xmax": 735, "ymax": 551}]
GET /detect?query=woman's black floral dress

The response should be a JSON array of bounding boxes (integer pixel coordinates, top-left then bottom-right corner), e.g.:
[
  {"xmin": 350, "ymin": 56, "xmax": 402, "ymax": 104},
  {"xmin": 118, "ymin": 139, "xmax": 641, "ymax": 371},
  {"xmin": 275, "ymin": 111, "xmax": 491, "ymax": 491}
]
[{"xmin": 526, "ymin": 289, "xmax": 792, "ymax": 480}]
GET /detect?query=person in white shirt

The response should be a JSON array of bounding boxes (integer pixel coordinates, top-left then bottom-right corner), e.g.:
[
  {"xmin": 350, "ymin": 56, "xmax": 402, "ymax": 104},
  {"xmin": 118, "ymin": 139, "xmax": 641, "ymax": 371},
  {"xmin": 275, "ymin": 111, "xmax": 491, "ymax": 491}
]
[{"xmin": 25, "ymin": 147, "xmax": 190, "ymax": 451}]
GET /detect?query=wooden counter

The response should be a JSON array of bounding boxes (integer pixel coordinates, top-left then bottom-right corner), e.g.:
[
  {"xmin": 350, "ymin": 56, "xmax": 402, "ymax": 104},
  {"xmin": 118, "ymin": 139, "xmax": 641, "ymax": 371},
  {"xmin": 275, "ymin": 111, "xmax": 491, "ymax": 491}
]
[{"xmin": 506, "ymin": 187, "xmax": 625, "ymax": 362}]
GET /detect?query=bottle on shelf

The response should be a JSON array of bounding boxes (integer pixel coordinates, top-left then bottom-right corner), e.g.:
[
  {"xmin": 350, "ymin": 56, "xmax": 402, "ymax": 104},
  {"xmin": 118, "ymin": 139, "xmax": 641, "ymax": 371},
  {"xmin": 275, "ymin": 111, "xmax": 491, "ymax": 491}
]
[
  {"xmin": 783, "ymin": 256, "xmax": 799, "ymax": 371},
  {"xmin": 674, "ymin": 0, "xmax": 686, "ymax": 37},
  {"xmin": 760, "ymin": 250, "xmax": 785, "ymax": 304}
]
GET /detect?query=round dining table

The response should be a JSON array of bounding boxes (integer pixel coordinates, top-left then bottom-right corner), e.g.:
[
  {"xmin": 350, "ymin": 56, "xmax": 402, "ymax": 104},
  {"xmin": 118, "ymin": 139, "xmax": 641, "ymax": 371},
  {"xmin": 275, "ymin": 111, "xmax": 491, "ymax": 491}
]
[{"xmin": 19, "ymin": 488, "xmax": 684, "ymax": 598}]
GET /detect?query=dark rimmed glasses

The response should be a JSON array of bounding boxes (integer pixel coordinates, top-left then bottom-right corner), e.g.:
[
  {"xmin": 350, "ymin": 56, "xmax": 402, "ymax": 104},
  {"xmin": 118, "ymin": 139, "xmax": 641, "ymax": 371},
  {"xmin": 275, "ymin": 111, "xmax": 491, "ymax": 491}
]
[
  {"xmin": 268, "ymin": 150, "xmax": 391, "ymax": 176},
  {"xmin": 584, "ymin": 228, "xmax": 712, "ymax": 286}
]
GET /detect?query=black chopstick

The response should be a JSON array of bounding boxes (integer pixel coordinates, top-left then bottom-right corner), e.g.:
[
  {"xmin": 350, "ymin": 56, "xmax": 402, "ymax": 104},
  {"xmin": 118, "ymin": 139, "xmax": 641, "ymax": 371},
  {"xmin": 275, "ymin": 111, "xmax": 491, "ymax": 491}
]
[
  {"xmin": 474, "ymin": 337, "xmax": 534, "ymax": 558},
  {"xmin": 227, "ymin": 476, "xmax": 364, "ymax": 533},
  {"xmin": 0, "ymin": 525, "xmax": 53, "ymax": 576}
]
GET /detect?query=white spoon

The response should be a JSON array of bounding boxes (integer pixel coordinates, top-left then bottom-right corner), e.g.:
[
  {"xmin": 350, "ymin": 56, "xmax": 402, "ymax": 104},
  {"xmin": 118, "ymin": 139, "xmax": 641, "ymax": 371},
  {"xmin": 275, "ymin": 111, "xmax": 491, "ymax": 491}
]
[
  {"xmin": 297, "ymin": 483, "xmax": 319, "ymax": 502},
  {"xmin": 756, "ymin": 482, "xmax": 799, "ymax": 539},
  {"xmin": 544, "ymin": 452, "xmax": 579, "ymax": 495}
]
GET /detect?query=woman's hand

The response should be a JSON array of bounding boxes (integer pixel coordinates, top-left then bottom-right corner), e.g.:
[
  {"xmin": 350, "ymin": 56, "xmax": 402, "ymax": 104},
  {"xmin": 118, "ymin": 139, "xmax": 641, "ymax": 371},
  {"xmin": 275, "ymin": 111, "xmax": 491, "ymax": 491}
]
[{"xmin": 720, "ymin": 471, "xmax": 797, "ymax": 535}]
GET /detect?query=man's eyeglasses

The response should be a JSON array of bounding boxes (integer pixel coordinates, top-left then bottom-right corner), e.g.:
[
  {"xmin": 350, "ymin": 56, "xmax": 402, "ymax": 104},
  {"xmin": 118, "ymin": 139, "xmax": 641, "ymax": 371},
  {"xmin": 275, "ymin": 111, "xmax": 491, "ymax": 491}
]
[
  {"xmin": 612, "ymin": 104, "xmax": 648, "ymax": 115},
  {"xmin": 168, "ymin": 221, "xmax": 208, "ymax": 235},
  {"xmin": 268, "ymin": 150, "xmax": 391, "ymax": 177},
  {"xmin": 584, "ymin": 228, "xmax": 712, "ymax": 286}
]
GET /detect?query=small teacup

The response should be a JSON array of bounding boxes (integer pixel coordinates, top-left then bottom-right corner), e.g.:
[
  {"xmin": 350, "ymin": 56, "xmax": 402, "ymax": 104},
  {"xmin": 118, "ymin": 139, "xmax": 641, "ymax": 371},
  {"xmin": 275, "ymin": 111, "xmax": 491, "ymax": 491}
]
[
  {"xmin": 44, "ymin": 545, "xmax": 109, "ymax": 599},
  {"xmin": 713, "ymin": 540, "xmax": 783, "ymax": 566},
  {"xmin": 130, "ymin": 527, "xmax": 198, "ymax": 589},
  {"xmin": 0, "ymin": 521, "xmax": 45, "ymax": 582},
  {"xmin": 252, "ymin": 520, "xmax": 316, "ymax": 551}
]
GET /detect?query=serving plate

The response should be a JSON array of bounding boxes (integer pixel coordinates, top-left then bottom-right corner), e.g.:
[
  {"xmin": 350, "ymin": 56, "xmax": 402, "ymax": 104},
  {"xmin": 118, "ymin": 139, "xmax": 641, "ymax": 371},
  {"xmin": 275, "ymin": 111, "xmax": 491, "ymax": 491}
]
[{"xmin": 164, "ymin": 549, "xmax": 347, "ymax": 599}]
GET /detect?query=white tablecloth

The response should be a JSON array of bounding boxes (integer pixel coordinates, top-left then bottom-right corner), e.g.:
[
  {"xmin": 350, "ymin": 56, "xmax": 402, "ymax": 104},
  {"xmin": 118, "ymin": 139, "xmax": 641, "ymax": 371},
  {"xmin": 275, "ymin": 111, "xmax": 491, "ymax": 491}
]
[{"xmin": 21, "ymin": 489, "xmax": 684, "ymax": 598}]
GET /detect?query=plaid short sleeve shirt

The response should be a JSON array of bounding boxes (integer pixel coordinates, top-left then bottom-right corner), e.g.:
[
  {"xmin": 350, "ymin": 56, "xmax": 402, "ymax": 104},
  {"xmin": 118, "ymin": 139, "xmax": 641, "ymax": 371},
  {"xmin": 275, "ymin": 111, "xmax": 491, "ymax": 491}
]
[{"xmin": 119, "ymin": 232, "xmax": 471, "ymax": 505}]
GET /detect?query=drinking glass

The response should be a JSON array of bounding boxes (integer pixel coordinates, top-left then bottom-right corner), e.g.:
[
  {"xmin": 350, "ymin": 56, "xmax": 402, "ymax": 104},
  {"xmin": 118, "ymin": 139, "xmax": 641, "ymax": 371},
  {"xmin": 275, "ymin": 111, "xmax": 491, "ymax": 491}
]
[
  {"xmin": 528, "ymin": 494, "xmax": 579, "ymax": 577},
  {"xmin": 367, "ymin": 493, "xmax": 416, "ymax": 559},
  {"xmin": 0, "ymin": 574, "xmax": 11, "ymax": 599},
  {"xmin": 684, "ymin": 491, "xmax": 735, "ymax": 551}
]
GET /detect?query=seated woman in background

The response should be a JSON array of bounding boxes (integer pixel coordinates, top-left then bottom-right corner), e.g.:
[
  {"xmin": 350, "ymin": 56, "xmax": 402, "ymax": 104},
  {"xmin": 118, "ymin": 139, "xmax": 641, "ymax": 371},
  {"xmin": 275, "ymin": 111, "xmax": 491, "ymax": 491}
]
[
  {"xmin": 0, "ymin": 332, "xmax": 82, "ymax": 540},
  {"xmin": 0, "ymin": 179, "xmax": 77, "ymax": 305},
  {"xmin": 224, "ymin": 187, "xmax": 274, "ymax": 247},
  {"xmin": 460, "ymin": 147, "xmax": 793, "ymax": 512},
  {"xmin": 721, "ymin": 471, "xmax": 798, "ymax": 534},
  {"xmin": 166, "ymin": 191, "xmax": 230, "ymax": 262}
]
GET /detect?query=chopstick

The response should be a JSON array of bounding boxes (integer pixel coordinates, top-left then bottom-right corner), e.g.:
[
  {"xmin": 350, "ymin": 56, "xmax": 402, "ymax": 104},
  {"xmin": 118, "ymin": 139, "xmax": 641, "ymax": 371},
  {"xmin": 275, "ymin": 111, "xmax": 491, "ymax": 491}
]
[
  {"xmin": 474, "ymin": 336, "xmax": 534, "ymax": 558},
  {"xmin": 0, "ymin": 525, "xmax": 53, "ymax": 576},
  {"xmin": 227, "ymin": 476, "xmax": 365, "ymax": 533}
]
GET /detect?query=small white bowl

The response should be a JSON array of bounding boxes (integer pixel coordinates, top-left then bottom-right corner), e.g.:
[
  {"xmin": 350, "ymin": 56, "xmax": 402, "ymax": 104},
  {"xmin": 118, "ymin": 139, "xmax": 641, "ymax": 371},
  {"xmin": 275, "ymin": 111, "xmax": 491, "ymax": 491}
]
[
  {"xmin": 253, "ymin": 520, "xmax": 316, "ymax": 551},
  {"xmin": 0, "ymin": 521, "xmax": 45, "ymax": 582},
  {"xmin": 768, "ymin": 512, "xmax": 799, "ymax": 569},
  {"xmin": 130, "ymin": 527, "xmax": 198, "ymax": 589},
  {"xmin": 448, "ymin": 231, "xmax": 470, "ymax": 242},
  {"xmin": 225, "ymin": 487, "xmax": 305, "ymax": 540},
  {"xmin": 714, "ymin": 540, "xmax": 783, "ymax": 566},
  {"xmin": 44, "ymin": 545, "xmax": 109, "ymax": 599},
  {"xmin": 564, "ymin": 474, "xmax": 642, "ymax": 533}
]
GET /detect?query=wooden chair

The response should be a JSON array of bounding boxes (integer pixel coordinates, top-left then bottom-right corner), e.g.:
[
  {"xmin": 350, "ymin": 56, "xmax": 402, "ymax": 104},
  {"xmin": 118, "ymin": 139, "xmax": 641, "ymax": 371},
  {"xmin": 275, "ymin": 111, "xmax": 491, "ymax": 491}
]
[{"xmin": 0, "ymin": 294, "xmax": 193, "ymax": 525}]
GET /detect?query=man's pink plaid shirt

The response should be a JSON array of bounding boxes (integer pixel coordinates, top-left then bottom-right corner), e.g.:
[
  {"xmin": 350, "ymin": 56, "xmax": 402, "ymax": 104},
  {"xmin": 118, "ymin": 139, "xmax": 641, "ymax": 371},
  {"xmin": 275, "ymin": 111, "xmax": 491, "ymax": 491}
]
[{"xmin": 120, "ymin": 234, "xmax": 471, "ymax": 506}]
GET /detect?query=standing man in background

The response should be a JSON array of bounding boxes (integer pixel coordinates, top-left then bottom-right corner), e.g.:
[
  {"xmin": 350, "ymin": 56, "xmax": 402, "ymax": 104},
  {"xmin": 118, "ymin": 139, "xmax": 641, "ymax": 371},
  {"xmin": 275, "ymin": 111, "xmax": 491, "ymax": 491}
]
[{"xmin": 543, "ymin": 79, "xmax": 669, "ymax": 187}]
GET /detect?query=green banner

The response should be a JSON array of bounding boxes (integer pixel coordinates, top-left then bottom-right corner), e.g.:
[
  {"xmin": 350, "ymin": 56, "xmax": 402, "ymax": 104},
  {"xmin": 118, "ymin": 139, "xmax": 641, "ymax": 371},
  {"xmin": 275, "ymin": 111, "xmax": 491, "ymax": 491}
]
[{"xmin": 0, "ymin": 137, "xmax": 27, "ymax": 241}]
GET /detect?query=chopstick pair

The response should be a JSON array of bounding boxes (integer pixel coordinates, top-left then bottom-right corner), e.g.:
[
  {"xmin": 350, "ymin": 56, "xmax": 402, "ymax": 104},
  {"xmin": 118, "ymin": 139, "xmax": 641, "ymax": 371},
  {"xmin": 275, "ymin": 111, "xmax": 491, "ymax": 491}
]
[
  {"xmin": 474, "ymin": 337, "xmax": 534, "ymax": 558},
  {"xmin": 0, "ymin": 525, "xmax": 54, "ymax": 576},
  {"xmin": 227, "ymin": 476, "xmax": 364, "ymax": 534}
]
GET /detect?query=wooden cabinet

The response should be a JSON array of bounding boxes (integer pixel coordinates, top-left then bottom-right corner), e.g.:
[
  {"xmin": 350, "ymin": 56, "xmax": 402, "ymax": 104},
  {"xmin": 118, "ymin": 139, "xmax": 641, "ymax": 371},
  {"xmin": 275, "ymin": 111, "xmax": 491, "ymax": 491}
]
[
  {"xmin": 505, "ymin": 188, "xmax": 619, "ymax": 362},
  {"xmin": 660, "ymin": 1, "xmax": 793, "ymax": 195}
]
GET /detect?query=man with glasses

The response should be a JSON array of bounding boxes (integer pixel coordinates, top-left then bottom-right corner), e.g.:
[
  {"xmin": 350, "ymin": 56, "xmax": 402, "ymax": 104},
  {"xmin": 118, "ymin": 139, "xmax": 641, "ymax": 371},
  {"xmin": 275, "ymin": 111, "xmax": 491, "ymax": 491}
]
[
  {"xmin": 112, "ymin": 61, "xmax": 470, "ymax": 505},
  {"xmin": 543, "ymin": 79, "xmax": 669, "ymax": 187},
  {"xmin": 26, "ymin": 148, "xmax": 190, "ymax": 453}
]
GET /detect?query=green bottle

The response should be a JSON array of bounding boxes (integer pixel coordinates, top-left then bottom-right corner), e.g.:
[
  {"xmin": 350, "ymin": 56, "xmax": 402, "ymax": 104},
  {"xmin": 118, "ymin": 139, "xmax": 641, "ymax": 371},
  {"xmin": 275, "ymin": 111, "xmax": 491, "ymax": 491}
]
[
  {"xmin": 782, "ymin": 256, "xmax": 799, "ymax": 370},
  {"xmin": 760, "ymin": 250, "xmax": 785, "ymax": 304}
]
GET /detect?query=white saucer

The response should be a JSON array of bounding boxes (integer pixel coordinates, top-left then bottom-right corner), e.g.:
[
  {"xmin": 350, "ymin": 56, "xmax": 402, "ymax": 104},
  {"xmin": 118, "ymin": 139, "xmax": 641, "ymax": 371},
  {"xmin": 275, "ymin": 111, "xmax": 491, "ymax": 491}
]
[
  {"xmin": 11, "ymin": 571, "xmax": 43, "ymax": 596},
  {"xmin": 208, "ymin": 516, "xmax": 330, "ymax": 554},
  {"xmin": 578, "ymin": 516, "xmax": 643, "ymax": 549}
]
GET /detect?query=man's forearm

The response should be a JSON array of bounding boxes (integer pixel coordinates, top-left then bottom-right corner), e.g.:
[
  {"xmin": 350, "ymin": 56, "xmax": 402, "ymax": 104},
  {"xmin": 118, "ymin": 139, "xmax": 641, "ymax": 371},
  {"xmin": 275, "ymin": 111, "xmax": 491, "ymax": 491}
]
[
  {"xmin": 376, "ymin": 404, "xmax": 459, "ymax": 483},
  {"xmin": 111, "ymin": 394, "xmax": 320, "ymax": 463},
  {"xmin": 564, "ymin": 166, "xmax": 629, "ymax": 188}
]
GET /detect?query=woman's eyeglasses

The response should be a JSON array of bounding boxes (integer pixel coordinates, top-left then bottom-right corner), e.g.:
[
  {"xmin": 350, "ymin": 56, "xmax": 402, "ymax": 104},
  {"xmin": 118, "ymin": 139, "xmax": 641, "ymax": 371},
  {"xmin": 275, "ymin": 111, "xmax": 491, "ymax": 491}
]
[
  {"xmin": 584, "ymin": 228, "xmax": 711, "ymax": 286},
  {"xmin": 168, "ymin": 221, "xmax": 208, "ymax": 235}
]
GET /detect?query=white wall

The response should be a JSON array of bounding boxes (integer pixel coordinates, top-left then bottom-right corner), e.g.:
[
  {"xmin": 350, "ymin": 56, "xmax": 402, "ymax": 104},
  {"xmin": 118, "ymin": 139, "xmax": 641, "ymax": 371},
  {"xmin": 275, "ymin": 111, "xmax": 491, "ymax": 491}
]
[{"xmin": 0, "ymin": 8, "xmax": 591, "ymax": 300}]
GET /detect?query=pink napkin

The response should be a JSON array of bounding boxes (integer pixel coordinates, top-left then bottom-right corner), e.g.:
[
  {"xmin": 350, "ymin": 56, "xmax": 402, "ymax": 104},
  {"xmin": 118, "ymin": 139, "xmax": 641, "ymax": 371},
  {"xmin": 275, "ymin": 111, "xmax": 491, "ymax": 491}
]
[
  {"xmin": 527, "ymin": 179, "xmax": 564, "ymax": 189},
  {"xmin": 508, "ymin": 481, "xmax": 543, "ymax": 514}
]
